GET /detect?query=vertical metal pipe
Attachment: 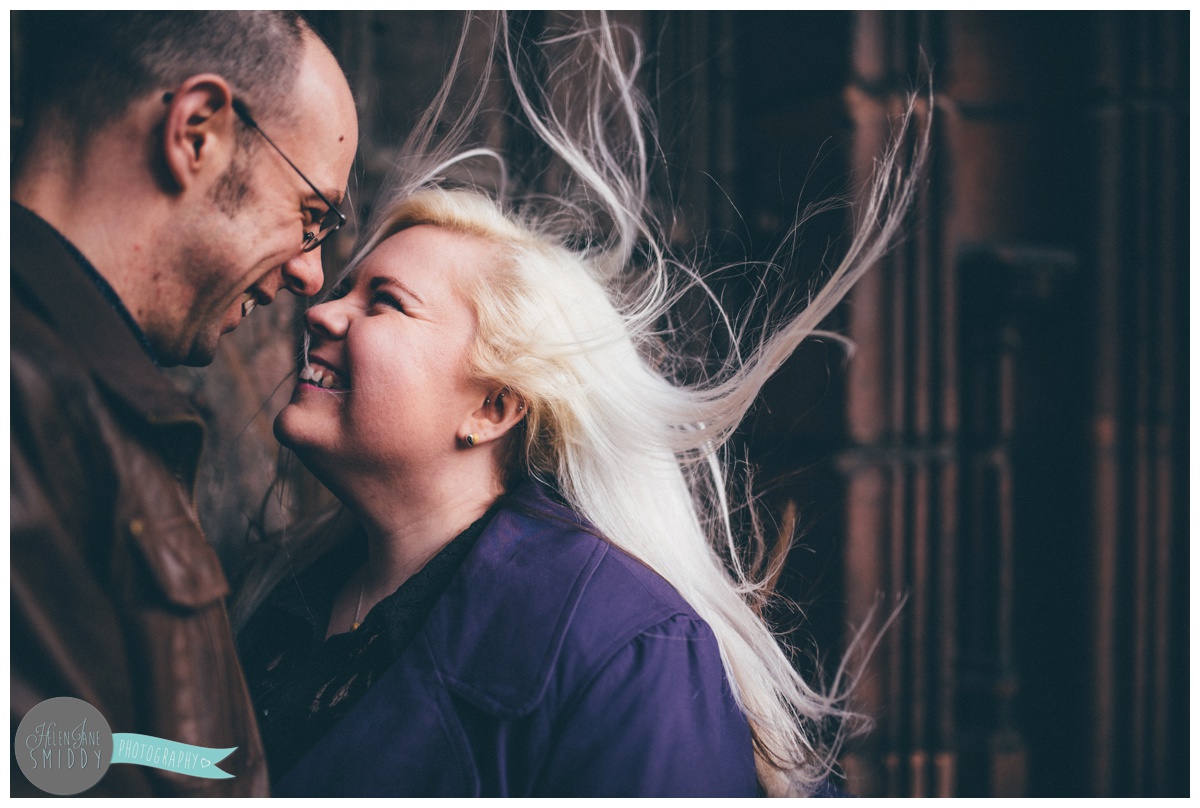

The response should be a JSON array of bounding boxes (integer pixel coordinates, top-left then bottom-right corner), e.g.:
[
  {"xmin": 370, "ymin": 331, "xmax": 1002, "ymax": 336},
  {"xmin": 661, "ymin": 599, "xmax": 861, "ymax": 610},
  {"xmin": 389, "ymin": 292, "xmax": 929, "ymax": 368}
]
[
  {"xmin": 935, "ymin": 460, "xmax": 958, "ymax": 797},
  {"xmin": 1129, "ymin": 99, "xmax": 1152, "ymax": 798},
  {"xmin": 932, "ymin": 78, "xmax": 960, "ymax": 799},
  {"xmin": 1089, "ymin": 16, "xmax": 1123, "ymax": 790},
  {"xmin": 887, "ymin": 457, "xmax": 906, "ymax": 797},
  {"xmin": 843, "ymin": 58, "xmax": 894, "ymax": 794},
  {"xmin": 908, "ymin": 78, "xmax": 935, "ymax": 799},
  {"xmin": 1149, "ymin": 95, "xmax": 1178, "ymax": 797},
  {"xmin": 888, "ymin": 236, "xmax": 910, "ymax": 798},
  {"xmin": 841, "ymin": 465, "xmax": 888, "ymax": 796}
]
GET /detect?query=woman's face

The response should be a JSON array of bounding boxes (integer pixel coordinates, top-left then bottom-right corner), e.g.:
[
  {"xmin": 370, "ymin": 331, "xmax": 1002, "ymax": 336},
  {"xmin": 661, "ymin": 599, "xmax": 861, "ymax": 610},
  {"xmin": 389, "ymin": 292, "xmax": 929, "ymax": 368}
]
[{"xmin": 274, "ymin": 225, "xmax": 495, "ymax": 480}]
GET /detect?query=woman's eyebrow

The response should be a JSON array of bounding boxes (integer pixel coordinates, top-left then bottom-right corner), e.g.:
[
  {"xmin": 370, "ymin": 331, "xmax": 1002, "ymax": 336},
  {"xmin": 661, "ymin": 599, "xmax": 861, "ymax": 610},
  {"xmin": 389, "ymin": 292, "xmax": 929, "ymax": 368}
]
[{"xmin": 370, "ymin": 275, "xmax": 425, "ymax": 306}]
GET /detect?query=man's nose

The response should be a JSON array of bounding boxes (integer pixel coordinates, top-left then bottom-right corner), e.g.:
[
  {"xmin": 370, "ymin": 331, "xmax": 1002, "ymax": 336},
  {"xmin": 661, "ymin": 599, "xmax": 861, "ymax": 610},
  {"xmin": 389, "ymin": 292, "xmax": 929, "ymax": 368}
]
[{"xmin": 281, "ymin": 247, "xmax": 325, "ymax": 298}]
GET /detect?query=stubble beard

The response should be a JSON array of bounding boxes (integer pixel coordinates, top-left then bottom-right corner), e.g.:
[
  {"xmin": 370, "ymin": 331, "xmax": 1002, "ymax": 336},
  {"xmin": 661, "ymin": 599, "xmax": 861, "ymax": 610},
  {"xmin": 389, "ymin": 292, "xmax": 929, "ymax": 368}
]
[
  {"xmin": 211, "ymin": 141, "xmax": 254, "ymax": 217},
  {"xmin": 163, "ymin": 162, "xmax": 256, "ymax": 367}
]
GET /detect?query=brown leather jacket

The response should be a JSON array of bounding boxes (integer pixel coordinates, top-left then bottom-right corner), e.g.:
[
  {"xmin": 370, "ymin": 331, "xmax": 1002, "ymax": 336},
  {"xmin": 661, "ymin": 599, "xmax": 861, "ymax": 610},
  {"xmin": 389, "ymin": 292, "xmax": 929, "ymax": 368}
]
[{"xmin": 10, "ymin": 204, "xmax": 268, "ymax": 796}]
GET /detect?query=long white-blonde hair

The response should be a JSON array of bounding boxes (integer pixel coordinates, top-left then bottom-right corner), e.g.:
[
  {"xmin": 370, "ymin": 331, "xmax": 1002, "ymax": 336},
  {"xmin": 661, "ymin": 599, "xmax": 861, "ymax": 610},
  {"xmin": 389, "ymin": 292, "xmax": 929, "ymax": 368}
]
[{"xmin": 295, "ymin": 12, "xmax": 924, "ymax": 796}]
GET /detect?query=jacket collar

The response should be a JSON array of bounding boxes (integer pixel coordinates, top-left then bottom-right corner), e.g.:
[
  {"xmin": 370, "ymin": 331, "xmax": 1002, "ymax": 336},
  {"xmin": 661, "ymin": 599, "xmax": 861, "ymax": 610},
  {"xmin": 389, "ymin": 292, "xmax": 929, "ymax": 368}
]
[{"xmin": 11, "ymin": 202, "xmax": 203, "ymax": 429}]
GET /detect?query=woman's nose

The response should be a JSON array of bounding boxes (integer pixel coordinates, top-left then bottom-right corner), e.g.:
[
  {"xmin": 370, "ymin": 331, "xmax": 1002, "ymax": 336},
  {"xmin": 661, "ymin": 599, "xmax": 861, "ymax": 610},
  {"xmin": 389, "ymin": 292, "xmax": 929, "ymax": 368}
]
[{"xmin": 305, "ymin": 296, "xmax": 350, "ymax": 339}]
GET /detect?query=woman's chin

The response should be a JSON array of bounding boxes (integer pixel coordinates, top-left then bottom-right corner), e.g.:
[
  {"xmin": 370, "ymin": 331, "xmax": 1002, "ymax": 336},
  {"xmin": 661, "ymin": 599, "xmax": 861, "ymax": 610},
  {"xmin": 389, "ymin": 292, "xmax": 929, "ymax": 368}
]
[
  {"xmin": 273, "ymin": 405, "xmax": 317, "ymax": 454},
  {"xmin": 274, "ymin": 406, "xmax": 351, "ymax": 482}
]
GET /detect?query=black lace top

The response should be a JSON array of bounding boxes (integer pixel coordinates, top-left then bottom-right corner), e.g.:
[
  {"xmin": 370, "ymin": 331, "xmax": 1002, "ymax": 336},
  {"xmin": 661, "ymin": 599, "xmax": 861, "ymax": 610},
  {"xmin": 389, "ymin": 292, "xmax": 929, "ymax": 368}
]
[{"xmin": 237, "ymin": 508, "xmax": 497, "ymax": 784}]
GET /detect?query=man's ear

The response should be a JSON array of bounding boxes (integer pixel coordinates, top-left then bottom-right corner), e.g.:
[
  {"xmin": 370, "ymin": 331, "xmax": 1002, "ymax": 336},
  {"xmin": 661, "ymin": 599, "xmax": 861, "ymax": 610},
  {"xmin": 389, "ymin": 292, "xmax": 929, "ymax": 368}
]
[{"xmin": 161, "ymin": 74, "xmax": 236, "ymax": 192}]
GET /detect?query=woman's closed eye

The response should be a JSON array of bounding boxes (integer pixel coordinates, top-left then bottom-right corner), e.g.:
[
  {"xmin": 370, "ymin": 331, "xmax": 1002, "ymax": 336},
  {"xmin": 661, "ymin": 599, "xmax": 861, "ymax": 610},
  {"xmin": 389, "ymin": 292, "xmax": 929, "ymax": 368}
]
[{"xmin": 370, "ymin": 289, "xmax": 405, "ymax": 312}]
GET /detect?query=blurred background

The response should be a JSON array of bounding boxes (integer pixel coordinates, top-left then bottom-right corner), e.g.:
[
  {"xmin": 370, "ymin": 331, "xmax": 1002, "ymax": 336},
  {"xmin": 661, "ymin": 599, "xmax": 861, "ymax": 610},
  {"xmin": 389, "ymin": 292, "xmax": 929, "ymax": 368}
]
[{"xmin": 11, "ymin": 11, "xmax": 1188, "ymax": 797}]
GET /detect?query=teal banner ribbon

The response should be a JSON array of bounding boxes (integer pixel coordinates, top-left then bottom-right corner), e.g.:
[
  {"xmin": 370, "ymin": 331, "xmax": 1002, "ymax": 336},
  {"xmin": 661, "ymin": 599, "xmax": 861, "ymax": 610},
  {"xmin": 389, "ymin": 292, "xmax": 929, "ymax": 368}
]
[{"xmin": 110, "ymin": 733, "xmax": 236, "ymax": 779}]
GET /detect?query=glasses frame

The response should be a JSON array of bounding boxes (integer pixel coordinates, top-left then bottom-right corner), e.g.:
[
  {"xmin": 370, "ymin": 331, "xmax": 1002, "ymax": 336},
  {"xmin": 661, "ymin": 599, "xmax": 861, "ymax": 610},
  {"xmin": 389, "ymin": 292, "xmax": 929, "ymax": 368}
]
[{"xmin": 230, "ymin": 97, "xmax": 346, "ymax": 253}]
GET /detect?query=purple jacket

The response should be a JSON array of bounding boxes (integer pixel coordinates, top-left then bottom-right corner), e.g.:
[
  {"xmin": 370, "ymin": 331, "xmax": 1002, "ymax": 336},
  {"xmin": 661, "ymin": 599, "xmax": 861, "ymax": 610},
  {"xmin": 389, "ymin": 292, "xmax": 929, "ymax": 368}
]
[{"xmin": 274, "ymin": 481, "xmax": 758, "ymax": 797}]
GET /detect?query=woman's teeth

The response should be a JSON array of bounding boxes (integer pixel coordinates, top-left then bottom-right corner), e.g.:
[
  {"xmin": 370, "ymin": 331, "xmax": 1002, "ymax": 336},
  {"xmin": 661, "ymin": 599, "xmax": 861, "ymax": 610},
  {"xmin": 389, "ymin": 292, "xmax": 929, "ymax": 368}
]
[
  {"xmin": 241, "ymin": 293, "xmax": 257, "ymax": 318},
  {"xmin": 300, "ymin": 364, "xmax": 344, "ymax": 390}
]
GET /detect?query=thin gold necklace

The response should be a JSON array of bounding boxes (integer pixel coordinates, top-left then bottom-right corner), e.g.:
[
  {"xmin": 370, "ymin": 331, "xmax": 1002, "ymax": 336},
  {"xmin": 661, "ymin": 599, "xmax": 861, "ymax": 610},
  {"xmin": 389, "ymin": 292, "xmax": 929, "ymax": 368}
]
[{"xmin": 351, "ymin": 581, "xmax": 364, "ymax": 631}]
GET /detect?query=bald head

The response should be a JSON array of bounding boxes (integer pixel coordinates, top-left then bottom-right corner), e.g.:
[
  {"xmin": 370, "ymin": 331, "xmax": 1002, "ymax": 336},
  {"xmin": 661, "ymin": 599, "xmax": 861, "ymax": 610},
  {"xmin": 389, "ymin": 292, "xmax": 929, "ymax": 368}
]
[{"xmin": 15, "ymin": 12, "xmax": 309, "ymax": 157}]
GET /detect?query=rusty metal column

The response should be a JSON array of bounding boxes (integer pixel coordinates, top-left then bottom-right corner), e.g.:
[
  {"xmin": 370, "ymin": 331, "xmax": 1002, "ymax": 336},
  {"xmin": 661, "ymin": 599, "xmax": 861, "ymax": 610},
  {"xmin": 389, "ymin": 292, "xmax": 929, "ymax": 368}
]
[
  {"xmin": 840, "ymin": 10, "xmax": 955, "ymax": 798},
  {"xmin": 1089, "ymin": 11, "xmax": 1189, "ymax": 797}
]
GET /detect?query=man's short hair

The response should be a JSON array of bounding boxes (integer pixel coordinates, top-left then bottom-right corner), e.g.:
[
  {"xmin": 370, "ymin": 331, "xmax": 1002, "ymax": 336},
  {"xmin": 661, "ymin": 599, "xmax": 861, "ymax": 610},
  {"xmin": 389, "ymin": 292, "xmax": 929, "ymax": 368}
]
[{"xmin": 15, "ymin": 11, "xmax": 308, "ymax": 151}]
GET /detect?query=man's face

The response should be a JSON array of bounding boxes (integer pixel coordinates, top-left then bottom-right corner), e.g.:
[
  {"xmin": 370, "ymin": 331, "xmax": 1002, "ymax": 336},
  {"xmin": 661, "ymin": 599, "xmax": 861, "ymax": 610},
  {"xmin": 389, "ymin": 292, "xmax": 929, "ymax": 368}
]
[{"xmin": 163, "ymin": 33, "xmax": 358, "ymax": 366}]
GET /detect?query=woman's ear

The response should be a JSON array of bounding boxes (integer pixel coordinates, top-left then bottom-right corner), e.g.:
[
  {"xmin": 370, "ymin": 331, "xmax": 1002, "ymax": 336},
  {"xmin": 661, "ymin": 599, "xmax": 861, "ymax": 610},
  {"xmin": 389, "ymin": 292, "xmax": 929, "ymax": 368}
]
[
  {"xmin": 458, "ymin": 387, "xmax": 527, "ymax": 448},
  {"xmin": 161, "ymin": 74, "xmax": 237, "ymax": 192}
]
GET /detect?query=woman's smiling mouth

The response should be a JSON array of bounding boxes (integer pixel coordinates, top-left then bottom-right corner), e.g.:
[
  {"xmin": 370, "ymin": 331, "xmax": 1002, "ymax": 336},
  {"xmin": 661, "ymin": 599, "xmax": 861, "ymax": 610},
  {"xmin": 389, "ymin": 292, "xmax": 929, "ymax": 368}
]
[{"xmin": 300, "ymin": 362, "xmax": 348, "ymax": 390}]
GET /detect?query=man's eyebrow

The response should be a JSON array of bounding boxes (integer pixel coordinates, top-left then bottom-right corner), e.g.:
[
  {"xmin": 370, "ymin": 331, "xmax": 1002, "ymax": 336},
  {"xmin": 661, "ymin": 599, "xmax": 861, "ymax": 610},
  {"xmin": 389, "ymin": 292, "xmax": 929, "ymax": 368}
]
[{"xmin": 370, "ymin": 275, "xmax": 425, "ymax": 306}]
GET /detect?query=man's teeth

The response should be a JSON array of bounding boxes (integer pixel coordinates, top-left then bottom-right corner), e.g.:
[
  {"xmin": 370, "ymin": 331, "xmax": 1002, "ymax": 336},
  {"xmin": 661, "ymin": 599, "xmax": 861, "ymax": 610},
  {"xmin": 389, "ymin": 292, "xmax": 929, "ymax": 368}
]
[
  {"xmin": 299, "ymin": 364, "xmax": 344, "ymax": 389},
  {"xmin": 241, "ymin": 294, "xmax": 257, "ymax": 318}
]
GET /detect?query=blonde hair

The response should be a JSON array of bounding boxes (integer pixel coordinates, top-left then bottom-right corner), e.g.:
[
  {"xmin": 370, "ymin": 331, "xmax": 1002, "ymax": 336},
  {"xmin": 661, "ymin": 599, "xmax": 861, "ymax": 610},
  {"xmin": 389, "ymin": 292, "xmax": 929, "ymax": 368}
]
[{"xmin": 327, "ymin": 13, "xmax": 926, "ymax": 796}]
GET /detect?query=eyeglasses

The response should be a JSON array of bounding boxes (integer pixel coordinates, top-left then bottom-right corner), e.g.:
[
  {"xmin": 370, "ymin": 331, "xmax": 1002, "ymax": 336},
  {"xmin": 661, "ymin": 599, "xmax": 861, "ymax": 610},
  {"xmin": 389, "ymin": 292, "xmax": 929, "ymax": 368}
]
[{"xmin": 230, "ymin": 97, "xmax": 346, "ymax": 252}]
